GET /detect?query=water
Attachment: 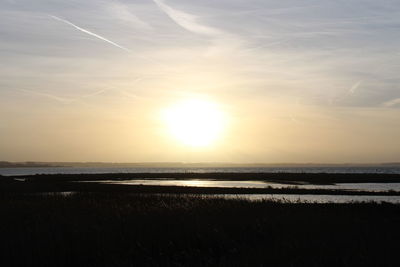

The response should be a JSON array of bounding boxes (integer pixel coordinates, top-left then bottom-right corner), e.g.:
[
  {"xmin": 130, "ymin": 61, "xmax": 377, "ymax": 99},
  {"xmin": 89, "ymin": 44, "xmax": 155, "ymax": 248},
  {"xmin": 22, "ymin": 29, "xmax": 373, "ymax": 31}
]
[
  {"xmin": 92, "ymin": 179, "xmax": 270, "ymax": 188},
  {"xmin": 3, "ymin": 166, "xmax": 400, "ymax": 203},
  {"xmin": 1, "ymin": 166, "xmax": 400, "ymax": 176},
  {"xmin": 92, "ymin": 179, "xmax": 400, "ymax": 192},
  {"xmin": 300, "ymin": 183, "xmax": 400, "ymax": 192},
  {"xmin": 87, "ymin": 178, "xmax": 400, "ymax": 203}
]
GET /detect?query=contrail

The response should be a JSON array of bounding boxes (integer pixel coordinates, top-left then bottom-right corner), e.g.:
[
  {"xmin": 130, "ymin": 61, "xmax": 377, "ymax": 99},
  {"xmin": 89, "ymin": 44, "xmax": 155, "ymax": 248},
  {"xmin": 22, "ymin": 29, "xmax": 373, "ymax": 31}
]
[
  {"xmin": 50, "ymin": 15, "xmax": 131, "ymax": 53},
  {"xmin": 348, "ymin": 80, "xmax": 362, "ymax": 95},
  {"xmin": 15, "ymin": 88, "xmax": 111, "ymax": 104},
  {"xmin": 16, "ymin": 88, "xmax": 74, "ymax": 103}
]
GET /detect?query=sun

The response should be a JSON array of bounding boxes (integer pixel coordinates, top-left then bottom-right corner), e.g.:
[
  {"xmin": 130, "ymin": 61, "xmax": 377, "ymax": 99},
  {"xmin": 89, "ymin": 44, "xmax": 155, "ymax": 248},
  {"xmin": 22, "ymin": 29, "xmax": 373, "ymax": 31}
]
[{"xmin": 163, "ymin": 98, "xmax": 226, "ymax": 147}]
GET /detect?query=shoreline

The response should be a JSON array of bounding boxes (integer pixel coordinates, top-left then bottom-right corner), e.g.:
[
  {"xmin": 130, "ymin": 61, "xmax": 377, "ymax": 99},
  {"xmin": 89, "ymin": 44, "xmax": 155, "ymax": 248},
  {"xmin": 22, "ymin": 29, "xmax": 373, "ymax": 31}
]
[
  {"xmin": 2, "ymin": 172, "xmax": 400, "ymax": 198},
  {"xmin": 3, "ymin": 172, "xmax": 400, "ymax": 184},
  {"xmin": 1, "ymin": 180, "xmax": 400, "ymax": 196}
]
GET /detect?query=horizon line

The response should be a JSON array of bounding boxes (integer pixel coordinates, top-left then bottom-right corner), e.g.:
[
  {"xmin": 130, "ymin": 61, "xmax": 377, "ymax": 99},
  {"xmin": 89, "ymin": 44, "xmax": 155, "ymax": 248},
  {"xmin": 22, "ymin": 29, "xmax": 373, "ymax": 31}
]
[{"xmin": 1, "ymin": 161, "xmax": 400, "ymax": 166}]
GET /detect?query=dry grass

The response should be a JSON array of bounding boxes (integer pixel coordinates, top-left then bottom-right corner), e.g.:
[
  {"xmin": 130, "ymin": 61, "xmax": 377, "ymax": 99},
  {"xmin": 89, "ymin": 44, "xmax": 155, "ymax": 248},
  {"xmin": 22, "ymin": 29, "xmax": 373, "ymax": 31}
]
[{"xmin": 0, "ymin": 193, "xmax": 399, "ymax": 266}]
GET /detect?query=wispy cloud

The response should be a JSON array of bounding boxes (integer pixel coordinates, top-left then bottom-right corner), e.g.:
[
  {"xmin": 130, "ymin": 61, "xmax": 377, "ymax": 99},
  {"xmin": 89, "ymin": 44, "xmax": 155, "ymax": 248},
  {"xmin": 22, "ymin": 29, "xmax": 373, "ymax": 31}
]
[
  {"xmin": 80, "ymin": 89, "xmax": 109, "ymax": 99},
  {"xmin": 15, "ymin": 87, "xmax": 113, "ymax": 104},
  {"xmin": 50, "ymin": 15, "xmax": 131, "ymax": 53},
  {"xmin": 108, "ymin": 2, "xmax": 152, "ymax": 30},
  {"xmin": 16, "ymin": 88, "xmax": 74, "ymax": 103},
  {"xmin": 348, "ymin": 80, "xmax": 362, "ymax": 95},
  {"xmin": 152, "ymin": 0, "xmax": 222, "ymax": 36},
  {"xmin": 383, "ymin": 98, "xmax": 400, "ymax": 107}
]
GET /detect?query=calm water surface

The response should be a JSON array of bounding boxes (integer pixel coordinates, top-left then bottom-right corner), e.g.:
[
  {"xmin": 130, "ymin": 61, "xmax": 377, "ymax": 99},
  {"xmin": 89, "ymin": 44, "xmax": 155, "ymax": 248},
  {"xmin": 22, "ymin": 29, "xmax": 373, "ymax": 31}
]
[
  {"xmin": 94, "ymin": 179, "xmax": 400, "ymax": 192},
  {"xmin": 3, "ymin": 167, "xmax": 400, "ymax": 203}
]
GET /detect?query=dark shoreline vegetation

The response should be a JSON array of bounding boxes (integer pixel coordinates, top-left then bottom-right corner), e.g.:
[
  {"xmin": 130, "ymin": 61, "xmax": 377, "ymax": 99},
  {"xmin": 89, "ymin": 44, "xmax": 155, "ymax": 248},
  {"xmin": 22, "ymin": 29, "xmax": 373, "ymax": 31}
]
[
  {"xmin": 2, "ymin": 181, "xmax": 400, "ymax": 196},
  {"xmin": 1, "ymin": 192, "xmax": 399, "ymax": 267}
]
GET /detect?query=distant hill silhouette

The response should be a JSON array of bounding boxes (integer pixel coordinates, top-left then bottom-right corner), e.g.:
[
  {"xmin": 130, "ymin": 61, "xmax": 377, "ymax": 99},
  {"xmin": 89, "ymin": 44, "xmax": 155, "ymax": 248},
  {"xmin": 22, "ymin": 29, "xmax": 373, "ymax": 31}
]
[
  {"xmin": 1, "ymin": 161, "xmax": 399, "ymax": 168},
  {"xmin": 0, "ymin": 161, "xmax": 55, "ymax": 168}
]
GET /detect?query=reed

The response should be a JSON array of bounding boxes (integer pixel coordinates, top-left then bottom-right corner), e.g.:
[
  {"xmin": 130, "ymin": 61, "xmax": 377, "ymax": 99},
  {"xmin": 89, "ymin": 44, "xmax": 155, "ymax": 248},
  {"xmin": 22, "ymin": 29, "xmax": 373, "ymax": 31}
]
[{"xmin": 1, "ymin": 193, "xmax": 399, "ymax": 266}]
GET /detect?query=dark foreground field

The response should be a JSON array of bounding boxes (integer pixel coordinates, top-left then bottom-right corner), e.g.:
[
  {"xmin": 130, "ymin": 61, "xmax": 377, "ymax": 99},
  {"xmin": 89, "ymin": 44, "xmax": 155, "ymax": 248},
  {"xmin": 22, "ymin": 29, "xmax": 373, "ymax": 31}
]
[{"xmin": 1, "ymin": 193, "xmax": 399, "ymax": 267}]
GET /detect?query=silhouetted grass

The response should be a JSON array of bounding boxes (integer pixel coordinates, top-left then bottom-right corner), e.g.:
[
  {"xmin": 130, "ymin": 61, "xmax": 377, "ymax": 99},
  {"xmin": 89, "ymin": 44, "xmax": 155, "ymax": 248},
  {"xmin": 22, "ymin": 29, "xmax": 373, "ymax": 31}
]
[{"xmin": 1, "ymin": 192, "xmax": 399, "ymax": 266}]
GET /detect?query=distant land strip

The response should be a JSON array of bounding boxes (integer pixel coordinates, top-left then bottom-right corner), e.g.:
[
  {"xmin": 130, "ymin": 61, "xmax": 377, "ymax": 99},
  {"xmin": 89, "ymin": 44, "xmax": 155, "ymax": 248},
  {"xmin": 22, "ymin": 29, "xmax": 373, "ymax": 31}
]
[{"xmin": 1, "ymin": 161, "xmax": 400, "ymax": 168}]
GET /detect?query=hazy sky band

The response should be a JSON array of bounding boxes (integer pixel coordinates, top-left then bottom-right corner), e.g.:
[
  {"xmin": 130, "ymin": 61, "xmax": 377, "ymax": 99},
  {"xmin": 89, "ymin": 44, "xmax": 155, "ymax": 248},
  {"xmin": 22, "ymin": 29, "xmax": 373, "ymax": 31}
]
[{"xmin": 0, "ymin": 0, "xmax": 399, "ymax": 162}]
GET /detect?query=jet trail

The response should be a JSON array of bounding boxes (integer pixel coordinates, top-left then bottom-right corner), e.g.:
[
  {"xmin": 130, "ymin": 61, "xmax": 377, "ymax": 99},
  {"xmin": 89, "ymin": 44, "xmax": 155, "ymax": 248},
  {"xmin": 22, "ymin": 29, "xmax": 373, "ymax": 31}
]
[
  {"xmin": 16, "ymin": 88, "xmax": 74, "ymax": 103},
  {"xmin": 50, "ymin": 15, "xmax": 131, "ymax": 53},
  {"xmin": 348, "ymin": 80, "xmax": 362, "ymax": 95}
]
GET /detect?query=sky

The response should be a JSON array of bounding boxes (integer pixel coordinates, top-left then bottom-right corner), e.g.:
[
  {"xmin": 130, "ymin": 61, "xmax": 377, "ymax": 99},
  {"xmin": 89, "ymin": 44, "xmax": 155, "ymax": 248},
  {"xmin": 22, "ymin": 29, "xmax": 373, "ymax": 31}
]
[{"xmin": 0, "ymin": 0, "xmax": 400, "ymax": 163}]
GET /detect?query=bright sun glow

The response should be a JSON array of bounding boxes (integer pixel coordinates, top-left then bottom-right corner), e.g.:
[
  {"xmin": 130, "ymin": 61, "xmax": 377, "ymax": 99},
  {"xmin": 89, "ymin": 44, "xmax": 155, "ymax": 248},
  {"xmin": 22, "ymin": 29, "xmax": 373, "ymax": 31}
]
[{"xmin": 163, "ymin": 98, "xmax": 226, "ymax": 147}]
